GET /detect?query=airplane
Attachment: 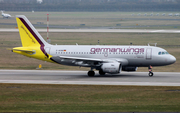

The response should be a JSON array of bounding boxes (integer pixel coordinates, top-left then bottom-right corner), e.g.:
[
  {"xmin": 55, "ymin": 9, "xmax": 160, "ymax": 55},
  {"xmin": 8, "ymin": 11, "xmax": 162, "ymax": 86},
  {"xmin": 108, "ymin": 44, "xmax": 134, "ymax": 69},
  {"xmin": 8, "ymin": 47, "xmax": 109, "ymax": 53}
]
[
  {"xmin": 137, "ymin": 13, "xmax": 141, "ymax": 16},
  {"xmin": 162, "ymin": 13, "xmax": 166, "ymax": 16},
  {"xmin": 175, "ymin": 13, "xmax": 179, "ymax": 16},
  {"xmin": 1, "ymin": 11, "xmax": 11, "ymax": 18},
  {"xmin": 169, "ymin": 13, "xmax": 173, "ymax": 16},
  {"xmin": 150, "ymin": 13, "xmax": 153, "ymax": 16},
  {"xmin": 12, "ymin": 15, "xmax": 176, "ymax": 77}
]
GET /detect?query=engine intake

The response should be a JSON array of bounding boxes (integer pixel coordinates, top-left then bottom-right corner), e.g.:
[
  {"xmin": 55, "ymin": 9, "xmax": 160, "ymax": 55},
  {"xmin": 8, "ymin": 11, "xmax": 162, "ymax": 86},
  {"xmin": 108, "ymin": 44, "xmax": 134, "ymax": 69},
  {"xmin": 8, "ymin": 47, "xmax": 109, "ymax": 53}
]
[{"xmin": 101, "ymin": 63, "xmax": 121, "ymax": 74}]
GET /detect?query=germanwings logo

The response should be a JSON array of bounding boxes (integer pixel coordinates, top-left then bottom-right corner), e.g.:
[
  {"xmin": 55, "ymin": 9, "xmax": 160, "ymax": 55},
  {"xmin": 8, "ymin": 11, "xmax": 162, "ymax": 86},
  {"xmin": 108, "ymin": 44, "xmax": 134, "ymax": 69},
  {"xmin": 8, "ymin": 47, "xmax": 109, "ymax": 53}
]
[{"xmin": 90, "ymin": 47, "xmax": 144, "ymax": 54}]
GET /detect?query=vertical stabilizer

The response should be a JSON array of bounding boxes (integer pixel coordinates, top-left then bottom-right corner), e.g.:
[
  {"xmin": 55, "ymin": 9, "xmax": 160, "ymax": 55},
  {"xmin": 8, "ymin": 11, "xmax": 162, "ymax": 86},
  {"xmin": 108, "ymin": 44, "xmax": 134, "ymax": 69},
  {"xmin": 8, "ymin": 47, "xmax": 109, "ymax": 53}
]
[{"xmin": 16, "ymin": 15, "xmax": 49, "ymax": 47}]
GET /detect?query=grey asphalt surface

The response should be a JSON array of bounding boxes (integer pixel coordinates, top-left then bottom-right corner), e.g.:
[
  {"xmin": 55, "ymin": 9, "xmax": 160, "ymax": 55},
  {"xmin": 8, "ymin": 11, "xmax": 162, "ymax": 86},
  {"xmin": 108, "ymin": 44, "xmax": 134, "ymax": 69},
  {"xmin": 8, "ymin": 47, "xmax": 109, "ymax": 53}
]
[{"xmin": 0, "ymin": 70, "xmax": 180, "ymax": 86}]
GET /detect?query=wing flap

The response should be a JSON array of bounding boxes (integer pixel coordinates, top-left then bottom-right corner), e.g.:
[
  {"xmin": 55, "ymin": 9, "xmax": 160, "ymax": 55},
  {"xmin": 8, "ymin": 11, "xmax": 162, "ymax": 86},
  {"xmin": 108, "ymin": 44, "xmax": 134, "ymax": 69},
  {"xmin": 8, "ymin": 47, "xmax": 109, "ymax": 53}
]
[{"xmin": 59, "ymin": 56, "xmax": 102, "ymax": 62}]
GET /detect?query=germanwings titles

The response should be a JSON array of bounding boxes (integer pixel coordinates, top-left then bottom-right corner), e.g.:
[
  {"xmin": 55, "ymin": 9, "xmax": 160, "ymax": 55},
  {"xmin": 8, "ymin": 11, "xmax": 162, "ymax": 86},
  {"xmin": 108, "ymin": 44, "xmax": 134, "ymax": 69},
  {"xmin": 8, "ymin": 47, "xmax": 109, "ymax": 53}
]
[
  {"xmin": 12, "ymin": 15, "xmax": 176, "ymax": 77},
  {"xmin": 90, "ymin": 47, "xmax": 144, "ymax": 53}
]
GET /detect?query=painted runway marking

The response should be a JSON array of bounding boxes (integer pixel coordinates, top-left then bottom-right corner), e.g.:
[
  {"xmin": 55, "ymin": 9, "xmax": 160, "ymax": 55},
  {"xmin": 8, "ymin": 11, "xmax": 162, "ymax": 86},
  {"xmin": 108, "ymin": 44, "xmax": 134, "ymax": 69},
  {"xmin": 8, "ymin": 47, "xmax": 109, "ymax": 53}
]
[
  {"xmin": 150, "ymin": 30, "xmax": 165, "ymax": 32},
  {"xmin": 0, "ymin": 80, "xmax": 180, "ymax": 86}
]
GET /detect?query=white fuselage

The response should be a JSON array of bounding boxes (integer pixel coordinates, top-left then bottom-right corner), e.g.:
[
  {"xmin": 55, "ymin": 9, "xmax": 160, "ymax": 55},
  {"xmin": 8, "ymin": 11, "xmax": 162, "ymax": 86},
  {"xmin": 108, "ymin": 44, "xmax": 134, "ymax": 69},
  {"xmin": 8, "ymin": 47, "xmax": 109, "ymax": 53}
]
[
  {"xmin": 46, "ymin": 45, "xmax": 176, "ymax": 67},
  {"xmin": 2, "ymin": 12, "xmax": 11, "ymax": 18}
]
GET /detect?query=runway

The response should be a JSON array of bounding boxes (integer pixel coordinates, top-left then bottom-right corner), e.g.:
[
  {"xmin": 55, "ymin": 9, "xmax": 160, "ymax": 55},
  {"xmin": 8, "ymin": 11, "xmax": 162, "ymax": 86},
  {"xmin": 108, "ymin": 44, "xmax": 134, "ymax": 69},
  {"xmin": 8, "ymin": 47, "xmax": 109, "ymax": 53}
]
[
  {"xmin": 0, "ymin": 28, "xmax": 180, "ymax": 33},
  {"xmin": 0, "ymin": 70, "xmax": 180, "ymax": 86}
]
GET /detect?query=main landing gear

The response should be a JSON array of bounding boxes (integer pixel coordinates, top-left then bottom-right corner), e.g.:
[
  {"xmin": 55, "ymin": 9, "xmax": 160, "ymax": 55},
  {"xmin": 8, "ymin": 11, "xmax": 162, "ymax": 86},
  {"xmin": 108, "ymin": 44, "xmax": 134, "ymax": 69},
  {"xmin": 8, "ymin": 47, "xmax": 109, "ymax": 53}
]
[
  {"xmin": 88, "ymin": 69, "xmax": 106, "ymax": 77},
  {"xmin": 88, "ymin": 69, "xmax": 95, "ymax": 77},
  {"xmin": 99, "ymin": 69, "xmax": 105, "ymax": 75},
  {"xmin": 148, "ymin": 65, "xmax": 153, "ymax": 77}
]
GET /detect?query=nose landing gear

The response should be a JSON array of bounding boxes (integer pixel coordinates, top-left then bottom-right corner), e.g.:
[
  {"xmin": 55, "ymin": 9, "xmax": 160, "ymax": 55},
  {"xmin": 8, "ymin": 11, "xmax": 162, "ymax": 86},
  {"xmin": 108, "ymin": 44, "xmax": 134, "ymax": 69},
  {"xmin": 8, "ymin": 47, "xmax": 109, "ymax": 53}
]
[
  {"xmin": 149, "ymin": 71, "xmax": 153, "ymax": 77},
  {"xmin": 148, "ymin": 65, "xmax": 153, "ymax": 77}
]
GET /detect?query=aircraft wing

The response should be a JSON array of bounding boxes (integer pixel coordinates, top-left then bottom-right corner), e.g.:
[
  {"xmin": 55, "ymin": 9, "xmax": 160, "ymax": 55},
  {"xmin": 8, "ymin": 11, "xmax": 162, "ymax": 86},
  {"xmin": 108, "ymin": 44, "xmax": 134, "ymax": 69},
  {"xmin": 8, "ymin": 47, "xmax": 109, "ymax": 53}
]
[
  {"xmin": 59, "ymin": 56, "xmax": 103, "ymax": 62},
  {"xmin": 50, "ymin": 56, "xmax": 128, "ymax": 67}
]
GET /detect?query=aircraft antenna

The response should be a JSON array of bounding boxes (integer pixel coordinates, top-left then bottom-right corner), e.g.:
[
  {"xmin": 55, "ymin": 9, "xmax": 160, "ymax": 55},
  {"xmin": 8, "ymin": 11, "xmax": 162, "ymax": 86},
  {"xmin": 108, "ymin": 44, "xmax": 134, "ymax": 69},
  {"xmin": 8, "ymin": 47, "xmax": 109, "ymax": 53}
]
[{"xmin": 148, "ymin": 43, "xmax": 157, "ymax": 46}]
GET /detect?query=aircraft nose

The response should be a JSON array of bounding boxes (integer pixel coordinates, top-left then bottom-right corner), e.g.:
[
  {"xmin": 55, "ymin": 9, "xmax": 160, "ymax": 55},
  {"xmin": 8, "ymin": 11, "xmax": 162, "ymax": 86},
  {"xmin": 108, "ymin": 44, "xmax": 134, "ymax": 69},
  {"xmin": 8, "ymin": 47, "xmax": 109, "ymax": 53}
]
[{"xmin": 169, "ymin": 55, "xmax": 176, "ymax": 64}]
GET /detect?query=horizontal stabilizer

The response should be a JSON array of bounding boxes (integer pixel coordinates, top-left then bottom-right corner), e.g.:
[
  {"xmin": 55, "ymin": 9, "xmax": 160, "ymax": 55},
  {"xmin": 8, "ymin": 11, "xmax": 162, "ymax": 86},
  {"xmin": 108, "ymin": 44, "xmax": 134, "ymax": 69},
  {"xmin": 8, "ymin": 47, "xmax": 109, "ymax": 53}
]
[{"xmin": 12, "ymin": 47, "xmax": 35, "ymax": 53}]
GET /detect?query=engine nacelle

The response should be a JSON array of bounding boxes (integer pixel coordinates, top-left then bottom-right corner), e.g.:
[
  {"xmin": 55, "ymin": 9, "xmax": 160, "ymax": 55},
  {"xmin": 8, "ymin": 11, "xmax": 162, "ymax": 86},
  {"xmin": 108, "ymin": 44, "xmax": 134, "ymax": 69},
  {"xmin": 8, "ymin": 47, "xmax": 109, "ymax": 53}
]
[
  {"xmin": 122, "ymin": 66, "xmax": 138, "ymax": 72},
  {"xmin": 101, "ymin": 63, "xmax": 121, "ymax": 74}
]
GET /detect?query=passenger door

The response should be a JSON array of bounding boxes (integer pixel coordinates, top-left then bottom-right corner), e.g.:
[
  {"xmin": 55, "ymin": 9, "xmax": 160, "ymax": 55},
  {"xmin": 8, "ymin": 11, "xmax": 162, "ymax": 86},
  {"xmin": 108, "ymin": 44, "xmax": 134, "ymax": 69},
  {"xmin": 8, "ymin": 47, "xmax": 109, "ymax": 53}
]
[{"xmin": 146, "ymin": 48, "xmax": 152, "ymax": 60}]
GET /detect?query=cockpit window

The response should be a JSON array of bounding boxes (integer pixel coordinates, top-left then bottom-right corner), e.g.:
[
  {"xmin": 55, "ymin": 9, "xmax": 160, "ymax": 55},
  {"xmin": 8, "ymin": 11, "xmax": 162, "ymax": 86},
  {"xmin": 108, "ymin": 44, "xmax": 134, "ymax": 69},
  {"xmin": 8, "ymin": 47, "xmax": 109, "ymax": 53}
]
[{"xmin": 158, "ymin": 51, "xmax": 169, "ymax": 55}]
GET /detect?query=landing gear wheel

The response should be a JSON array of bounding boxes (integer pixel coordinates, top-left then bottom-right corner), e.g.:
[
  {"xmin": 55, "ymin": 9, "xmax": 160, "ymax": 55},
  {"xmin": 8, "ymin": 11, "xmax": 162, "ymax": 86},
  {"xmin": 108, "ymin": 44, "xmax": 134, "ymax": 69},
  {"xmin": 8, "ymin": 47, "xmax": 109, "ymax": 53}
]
[
  {"xmin": 88, "ymin": 71, "xmax": 95, "ymax": 77},
  {"xmin": 99, "ymin": 70, "xmax": 105, "ymax": 75},
  {"xmin": 149, "ymin": 71, "xmax": 153, "ymax": 77}
]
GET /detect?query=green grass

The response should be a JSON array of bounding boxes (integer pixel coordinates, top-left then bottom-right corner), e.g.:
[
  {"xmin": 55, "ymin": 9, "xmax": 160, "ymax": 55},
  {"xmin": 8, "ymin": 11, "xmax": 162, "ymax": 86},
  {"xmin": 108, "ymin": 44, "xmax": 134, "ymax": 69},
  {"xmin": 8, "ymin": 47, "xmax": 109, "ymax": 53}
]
[{"xmin": 0, "ymin": 84, "xmax": 180, "ymax": 112}]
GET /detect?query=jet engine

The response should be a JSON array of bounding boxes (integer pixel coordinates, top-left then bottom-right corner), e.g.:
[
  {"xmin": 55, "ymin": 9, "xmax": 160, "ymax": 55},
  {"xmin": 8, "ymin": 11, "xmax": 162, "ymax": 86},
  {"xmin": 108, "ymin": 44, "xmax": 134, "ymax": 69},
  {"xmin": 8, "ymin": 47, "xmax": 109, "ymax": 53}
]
[
  {"xmin": 101, "ymin": 63, "xmax": 121, "ymax": 74},
  {"xmin": 122, "ymin": 66, "xmax": 138, "ymax": 72}
]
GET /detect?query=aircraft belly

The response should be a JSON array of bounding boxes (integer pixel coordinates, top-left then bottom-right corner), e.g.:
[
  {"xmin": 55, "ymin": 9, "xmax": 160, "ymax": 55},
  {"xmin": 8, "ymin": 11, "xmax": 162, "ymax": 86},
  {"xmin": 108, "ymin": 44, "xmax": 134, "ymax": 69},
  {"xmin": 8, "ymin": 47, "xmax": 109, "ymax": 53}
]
[
  {"xmin": 50, "ymin": 56, "xmax": 76, "ymax": 66},
  {"xmin": 128, "ymin": 59, "xmax": 146, "ymax": 66},
  {"xmin": 127, "ymin": 56, "xmax": 169, "ymax": 67}
]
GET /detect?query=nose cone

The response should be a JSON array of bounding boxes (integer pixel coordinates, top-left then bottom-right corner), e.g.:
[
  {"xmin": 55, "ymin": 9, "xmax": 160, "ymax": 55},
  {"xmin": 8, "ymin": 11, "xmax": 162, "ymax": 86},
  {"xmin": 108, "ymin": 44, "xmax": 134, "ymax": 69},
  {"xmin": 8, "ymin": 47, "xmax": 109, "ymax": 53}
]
[{"xmin": 169, "ymin": 55, "xmax": 176, "ymax": 64}]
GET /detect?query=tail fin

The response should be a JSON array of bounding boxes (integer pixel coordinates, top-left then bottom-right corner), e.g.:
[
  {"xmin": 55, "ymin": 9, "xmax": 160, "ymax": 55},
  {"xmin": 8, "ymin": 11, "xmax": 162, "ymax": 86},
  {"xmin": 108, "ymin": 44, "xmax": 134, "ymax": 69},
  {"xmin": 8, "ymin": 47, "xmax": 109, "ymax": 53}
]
[{"xmin": 16, "ymin": 15, "xmax": 49, "ymax": 47}]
